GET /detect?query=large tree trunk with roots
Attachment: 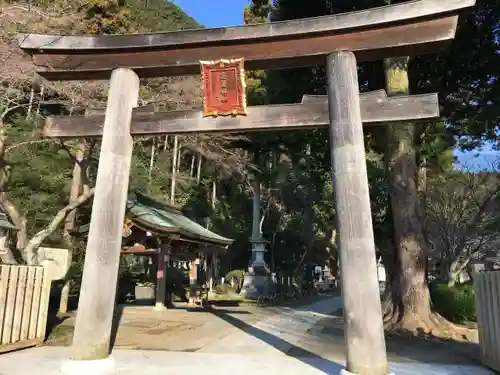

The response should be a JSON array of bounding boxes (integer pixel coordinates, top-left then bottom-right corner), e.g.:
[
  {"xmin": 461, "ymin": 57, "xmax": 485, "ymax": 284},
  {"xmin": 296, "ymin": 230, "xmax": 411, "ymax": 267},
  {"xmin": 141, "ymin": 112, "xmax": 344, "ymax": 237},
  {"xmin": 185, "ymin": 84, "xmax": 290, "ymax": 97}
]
[{"xmin": 383, "ymin": 57, "xmax": 459, "ymax": 335}]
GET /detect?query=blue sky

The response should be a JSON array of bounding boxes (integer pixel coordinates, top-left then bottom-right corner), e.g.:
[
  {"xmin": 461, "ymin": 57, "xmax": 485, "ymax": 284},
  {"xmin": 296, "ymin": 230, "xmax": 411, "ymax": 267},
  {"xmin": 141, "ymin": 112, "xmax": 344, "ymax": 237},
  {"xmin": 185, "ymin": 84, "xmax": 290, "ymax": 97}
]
[
  {"xmin": 172, "ymin": 0, "xmax": 248, "ymax": 27},
  {"xmin": 171, "ymin": 1, "xmax": 498, "ymax": 170},
  {"xmin": 455, "ymin": 144, "xmax": 498, "ymax": 171}
]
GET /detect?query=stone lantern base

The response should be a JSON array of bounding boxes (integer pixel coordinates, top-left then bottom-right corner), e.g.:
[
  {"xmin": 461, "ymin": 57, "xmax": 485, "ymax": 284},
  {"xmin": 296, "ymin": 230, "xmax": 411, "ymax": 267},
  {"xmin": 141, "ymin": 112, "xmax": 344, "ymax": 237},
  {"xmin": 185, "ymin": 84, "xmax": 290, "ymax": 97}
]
[{"xmin": 239, "ymin": 238, "xmax": 276, "ymax": 299}]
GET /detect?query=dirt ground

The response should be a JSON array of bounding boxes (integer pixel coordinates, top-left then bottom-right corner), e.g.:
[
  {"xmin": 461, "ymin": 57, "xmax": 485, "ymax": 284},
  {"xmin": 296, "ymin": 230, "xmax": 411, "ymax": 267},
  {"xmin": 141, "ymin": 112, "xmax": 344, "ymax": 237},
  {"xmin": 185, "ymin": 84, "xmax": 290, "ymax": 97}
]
[{"xmin": 46, "ymin": 301, "xmax": 289, "ymax": 351}]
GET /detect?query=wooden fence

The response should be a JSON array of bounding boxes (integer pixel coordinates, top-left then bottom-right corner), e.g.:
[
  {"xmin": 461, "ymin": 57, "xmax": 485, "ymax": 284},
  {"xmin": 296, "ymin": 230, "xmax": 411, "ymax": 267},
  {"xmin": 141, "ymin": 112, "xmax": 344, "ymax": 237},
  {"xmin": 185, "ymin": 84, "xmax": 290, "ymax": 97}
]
[
  {"xmin": 0, "ymin": 264, "xmax": 51, "ymax": 354},
  {"xmin": 474, "ymin": 270, "xmax": 500, "ymax": 372}
]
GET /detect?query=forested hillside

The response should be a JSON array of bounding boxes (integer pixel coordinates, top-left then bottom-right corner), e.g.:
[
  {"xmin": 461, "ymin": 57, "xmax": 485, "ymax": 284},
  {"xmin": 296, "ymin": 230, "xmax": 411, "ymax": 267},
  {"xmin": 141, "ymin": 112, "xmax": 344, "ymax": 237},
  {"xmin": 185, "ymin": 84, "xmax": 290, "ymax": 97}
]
[{"xmin": 0, "ymin": 0, "xmax": 250, "ymax": 266}]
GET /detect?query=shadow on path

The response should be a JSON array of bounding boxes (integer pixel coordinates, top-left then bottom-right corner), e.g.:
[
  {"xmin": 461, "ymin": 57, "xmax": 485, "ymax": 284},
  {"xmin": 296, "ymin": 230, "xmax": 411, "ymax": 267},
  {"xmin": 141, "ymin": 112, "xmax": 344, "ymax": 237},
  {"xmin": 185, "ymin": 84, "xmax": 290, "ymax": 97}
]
[
  {"xmin": 307, "ymin": 313, "xmax": 482, "ymax": 366},
  {"xmin": 110, "ymin": 304, "xmax": 125, "ymax": 350},
  {"xmin": 211, "ymin": 308, "xmax": 343, "ymax": 375}
]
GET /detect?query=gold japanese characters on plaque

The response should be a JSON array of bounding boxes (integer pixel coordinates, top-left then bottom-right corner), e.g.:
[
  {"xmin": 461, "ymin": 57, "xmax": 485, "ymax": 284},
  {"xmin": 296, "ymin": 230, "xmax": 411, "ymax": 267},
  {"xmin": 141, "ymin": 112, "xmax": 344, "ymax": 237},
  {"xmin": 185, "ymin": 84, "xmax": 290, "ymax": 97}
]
[{"xmin": 200, "ymin": 58, "xmax": 247, "ymax": 117}]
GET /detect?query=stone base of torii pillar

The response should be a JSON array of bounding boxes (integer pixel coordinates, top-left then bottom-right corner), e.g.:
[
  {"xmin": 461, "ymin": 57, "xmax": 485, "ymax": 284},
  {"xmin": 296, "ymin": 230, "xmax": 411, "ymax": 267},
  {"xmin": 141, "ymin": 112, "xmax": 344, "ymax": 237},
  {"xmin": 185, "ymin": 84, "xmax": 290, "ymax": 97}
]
[
  {"xmin": 239, "ymin": 238, "xmax": 276, "ymax": 299},
  {"xmin": 340, "ymin": 370, "xmax": 395, "ymax": 375},
  {"xmin": 60, "ymin": 356, "xmax": 116, "ymax": 375}
]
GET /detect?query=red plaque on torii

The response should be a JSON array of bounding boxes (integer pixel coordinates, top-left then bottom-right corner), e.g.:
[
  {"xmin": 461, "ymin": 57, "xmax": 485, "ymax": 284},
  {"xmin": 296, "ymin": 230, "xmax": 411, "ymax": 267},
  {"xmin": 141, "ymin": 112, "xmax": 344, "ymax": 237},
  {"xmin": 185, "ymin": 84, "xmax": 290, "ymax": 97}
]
[{"xmin": 200, "ymin": 58, "xmax": 247, "ymax": 117}]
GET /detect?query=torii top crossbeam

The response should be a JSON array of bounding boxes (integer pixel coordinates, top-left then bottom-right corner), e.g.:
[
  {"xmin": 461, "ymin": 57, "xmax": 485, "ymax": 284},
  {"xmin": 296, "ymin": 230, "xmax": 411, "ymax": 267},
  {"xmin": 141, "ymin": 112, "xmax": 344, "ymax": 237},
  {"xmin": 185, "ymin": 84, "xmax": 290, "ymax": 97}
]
[{"xmin": 17, "ymin": 0, "xmax": 474, "ymax": 80}]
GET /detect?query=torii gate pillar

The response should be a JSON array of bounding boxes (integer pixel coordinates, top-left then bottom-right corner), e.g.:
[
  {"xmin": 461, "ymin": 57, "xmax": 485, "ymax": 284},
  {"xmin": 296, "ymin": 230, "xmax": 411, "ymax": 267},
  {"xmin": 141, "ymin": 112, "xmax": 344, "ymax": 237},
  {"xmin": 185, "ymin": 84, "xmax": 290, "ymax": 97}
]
[
  {"xmin": 326, "ymin": 51, "xmax": 389, "ymax": 375},
  {"xmin": 60, "ymin": 68, "xmax": 139, "ymax": 375}
]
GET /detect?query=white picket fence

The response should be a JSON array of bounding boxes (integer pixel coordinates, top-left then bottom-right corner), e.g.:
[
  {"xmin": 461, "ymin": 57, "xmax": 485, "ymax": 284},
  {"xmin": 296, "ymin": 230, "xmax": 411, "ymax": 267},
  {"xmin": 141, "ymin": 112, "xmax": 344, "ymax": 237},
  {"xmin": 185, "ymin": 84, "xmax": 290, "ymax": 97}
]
[
  {"xmin": 0, "ymin": 264, "xmax": 51, "ymax": 354},
  {"xmin": 474, "ymin": 270, "xmax": 500, "ymax": 372}
]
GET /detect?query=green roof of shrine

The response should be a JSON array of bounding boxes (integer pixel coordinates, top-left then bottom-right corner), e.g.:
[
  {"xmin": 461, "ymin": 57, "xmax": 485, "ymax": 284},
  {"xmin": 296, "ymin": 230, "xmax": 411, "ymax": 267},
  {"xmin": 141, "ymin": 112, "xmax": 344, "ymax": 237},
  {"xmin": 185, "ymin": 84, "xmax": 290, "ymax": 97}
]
[
  {"xmin": 72, "ymin": 192, "xmax": 233, "ymax": 247},
  {"xmin": 126, "ymin": 192, "xmax": 233, "ymax": 247}
]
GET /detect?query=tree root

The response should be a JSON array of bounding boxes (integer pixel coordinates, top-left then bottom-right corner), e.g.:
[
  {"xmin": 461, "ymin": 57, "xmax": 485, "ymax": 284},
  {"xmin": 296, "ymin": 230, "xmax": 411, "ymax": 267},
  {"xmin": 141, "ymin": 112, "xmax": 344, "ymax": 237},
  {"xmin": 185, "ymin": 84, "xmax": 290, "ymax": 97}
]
[{"xmin": 383, "ymin": 306, "xmax": 475, "ymax": 342}]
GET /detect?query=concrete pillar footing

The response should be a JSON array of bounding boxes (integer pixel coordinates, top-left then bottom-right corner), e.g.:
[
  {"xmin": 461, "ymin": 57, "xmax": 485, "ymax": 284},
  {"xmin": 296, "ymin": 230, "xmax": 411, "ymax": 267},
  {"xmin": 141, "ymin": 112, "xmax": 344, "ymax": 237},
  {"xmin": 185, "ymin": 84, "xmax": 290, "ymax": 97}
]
[
  {"xmin": 153, "ymin": 303, "xmax": 167, "ymax": 312},
  {"xmin": 60, "ymin": 356, "xmax": 116, "ymax": 375},
  {"xmin": 340, "ymin": 370, "xmax": 394, "ymax": 375}
]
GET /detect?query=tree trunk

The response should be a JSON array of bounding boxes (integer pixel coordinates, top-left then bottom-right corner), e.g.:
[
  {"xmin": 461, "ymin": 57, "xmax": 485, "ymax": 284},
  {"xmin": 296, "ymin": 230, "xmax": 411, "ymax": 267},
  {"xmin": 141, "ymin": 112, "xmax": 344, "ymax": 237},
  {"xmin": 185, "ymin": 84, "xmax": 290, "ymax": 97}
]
[
  {"xmin": 447, "ymin": 269, "xmax": 460, "ymax": 288},
  {"xmin": 0, "ymin": 120, "xmax": 27, "ymax": 263},
  {"xmin": 0, "ymin": 231, "xmax": 17, "ymax": 264},
  {"xmin": 251, "ymin": 178, "xmax": 261, "ymax": 240},
  {"xmin": 448, "ymin": 257, "xmax": 471, "ymax": 287},
  {"xmin": 302, "ymin": 145, "xmax": 314, "ymax": 269},
  {"xmin": 209, "ymin": 181, "xmax": 218, "ymax": 282},
  {"xmin": 27, "ymin": 86, "xmax": 35, "ymax": 119},
  {"xmin": 196, "ymin": 154, "xmax": 202, "ymax": 183},
  {"xmin": 206, "ymin": 180, "xmax": 216, "ymax": 229},
  {"xmin": 23, "ymin": 187, "xmax": 95, "ymax": 261},
  {"xmin": 0, "ymin": 195, "xmax": 28, "ymax": 263},
  {"xmin": 326, "ymin": 227, "xmax": 338, "ymax": 279},
  {"xmin": 190, "ymin": 154, "xmax": 195, "ymax": 177},
  {"xmin": 36, "ymin": 85, "xmax": 45, "ymax": 117},
  {"xmin": 60, "ymin": 145, "xmax": 84, "ymax": 314},
  {"xmin": 177, "ymin": 144, "xmax": 182, "ymax": 172},
  {"xmin": 169, "ymin": 135, "xmax": 179, "ymax": 204},
  {"xmin": 383, "ymin": 56, "xmax": 434, "ymax": 331},
  {"xmin": 148, "ymin": 138, "xmax": 156, "ymax": 192}
]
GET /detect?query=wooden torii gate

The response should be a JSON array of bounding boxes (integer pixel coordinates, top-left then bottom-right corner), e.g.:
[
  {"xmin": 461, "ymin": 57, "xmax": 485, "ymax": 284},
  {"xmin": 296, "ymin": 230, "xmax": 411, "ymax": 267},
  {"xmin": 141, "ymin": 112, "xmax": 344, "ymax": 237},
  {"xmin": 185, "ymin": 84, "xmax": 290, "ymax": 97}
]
[{"xmin": 17, "ymin": 1, "xmax": 474, "ymax": 375}]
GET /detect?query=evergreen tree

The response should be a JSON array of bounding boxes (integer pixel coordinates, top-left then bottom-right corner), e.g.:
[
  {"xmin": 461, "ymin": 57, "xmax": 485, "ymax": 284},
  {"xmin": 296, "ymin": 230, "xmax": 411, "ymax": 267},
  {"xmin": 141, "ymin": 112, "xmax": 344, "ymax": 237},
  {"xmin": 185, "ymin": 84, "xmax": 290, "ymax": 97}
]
[{"xmin": 268, "ymin": 0, "xmax": 499, "ymax": 333}]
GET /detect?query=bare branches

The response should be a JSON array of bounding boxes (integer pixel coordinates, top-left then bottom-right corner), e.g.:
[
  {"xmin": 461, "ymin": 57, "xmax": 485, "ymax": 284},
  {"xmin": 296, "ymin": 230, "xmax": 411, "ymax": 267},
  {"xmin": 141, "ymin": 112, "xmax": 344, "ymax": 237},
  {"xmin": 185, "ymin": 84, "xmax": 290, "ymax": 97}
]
[
  {"xmin": 5, "ymin": 139, "xmax": 52, "ymax": 154},
  {"xmin": 426, "ymin": 159, "xmax": 500, "ymax": 285},
  {"xmin": 182, "ymin": 134, "xmax": 254, "ymax": 179},
  {"xmin": 23, "ymin": 185, "xmax": 96, "ymax": 265}
]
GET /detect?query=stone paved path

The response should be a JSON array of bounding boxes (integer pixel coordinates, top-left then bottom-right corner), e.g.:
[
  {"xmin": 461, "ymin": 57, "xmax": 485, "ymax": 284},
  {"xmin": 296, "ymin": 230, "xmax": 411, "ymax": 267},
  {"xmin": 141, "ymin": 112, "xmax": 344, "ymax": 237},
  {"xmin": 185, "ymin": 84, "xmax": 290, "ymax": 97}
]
[
  {"xmin": 198, "ymin": 296, "xmax": 341, "ymax": 355},
  {"xmin": 0, "ymin": 295, "xmax": 495, "ymax": 375},
  {"xmin": 288, "ymin": 310, "xmax": 494, "ymax": 375},
  {"xmin": 0, "ymin": 345, "xmax": 494, "ymax": 375}
]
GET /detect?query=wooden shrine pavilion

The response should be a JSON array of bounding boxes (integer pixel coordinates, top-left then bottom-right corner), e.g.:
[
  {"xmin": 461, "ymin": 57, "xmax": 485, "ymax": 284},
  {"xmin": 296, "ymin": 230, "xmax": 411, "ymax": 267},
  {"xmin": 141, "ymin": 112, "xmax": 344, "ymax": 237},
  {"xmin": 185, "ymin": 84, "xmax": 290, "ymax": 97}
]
[{"xmin": 71, "ymin": 192, "xmax": 232, "ymax": 309}]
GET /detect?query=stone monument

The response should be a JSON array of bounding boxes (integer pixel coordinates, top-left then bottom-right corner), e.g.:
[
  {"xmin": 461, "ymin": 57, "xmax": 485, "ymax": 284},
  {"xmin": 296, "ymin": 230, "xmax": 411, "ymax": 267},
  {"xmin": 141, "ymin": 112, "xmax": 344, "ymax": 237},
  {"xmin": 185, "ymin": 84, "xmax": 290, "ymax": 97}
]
[
  {"xmin": 240, "ymin": 237, "xmax": 275, "ymax": 299},
  {"xmin": 239, "ymin": 179, "xmax": 275, "ymax": 299}
]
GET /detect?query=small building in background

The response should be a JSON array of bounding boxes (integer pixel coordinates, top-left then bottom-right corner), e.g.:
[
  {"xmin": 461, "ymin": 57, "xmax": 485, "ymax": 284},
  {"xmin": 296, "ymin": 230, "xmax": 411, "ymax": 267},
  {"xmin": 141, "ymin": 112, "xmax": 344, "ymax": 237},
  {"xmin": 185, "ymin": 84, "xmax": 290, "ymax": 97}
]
[{"xmin": 71, "ymin": 192, "xmax": 232, "ymax": 309}]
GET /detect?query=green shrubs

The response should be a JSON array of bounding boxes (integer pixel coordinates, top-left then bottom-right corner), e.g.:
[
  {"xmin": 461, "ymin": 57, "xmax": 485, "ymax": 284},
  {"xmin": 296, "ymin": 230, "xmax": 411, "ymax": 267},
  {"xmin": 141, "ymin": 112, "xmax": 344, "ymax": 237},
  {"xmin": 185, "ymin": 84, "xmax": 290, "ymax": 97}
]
[
  {"xmin": 225, "ymin": 269, "xmax": 246, "ymax": 290},
  {"xmin": 214, "ymin": 283, "xmax": 230, "ymax": 295},
  {"xmin": 210, "ymin": 269, "xmax": 247, "ymax": 295},
  {"xmin": 430, "ymin": 283, "xmax": 476, "ymax": 323}
]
